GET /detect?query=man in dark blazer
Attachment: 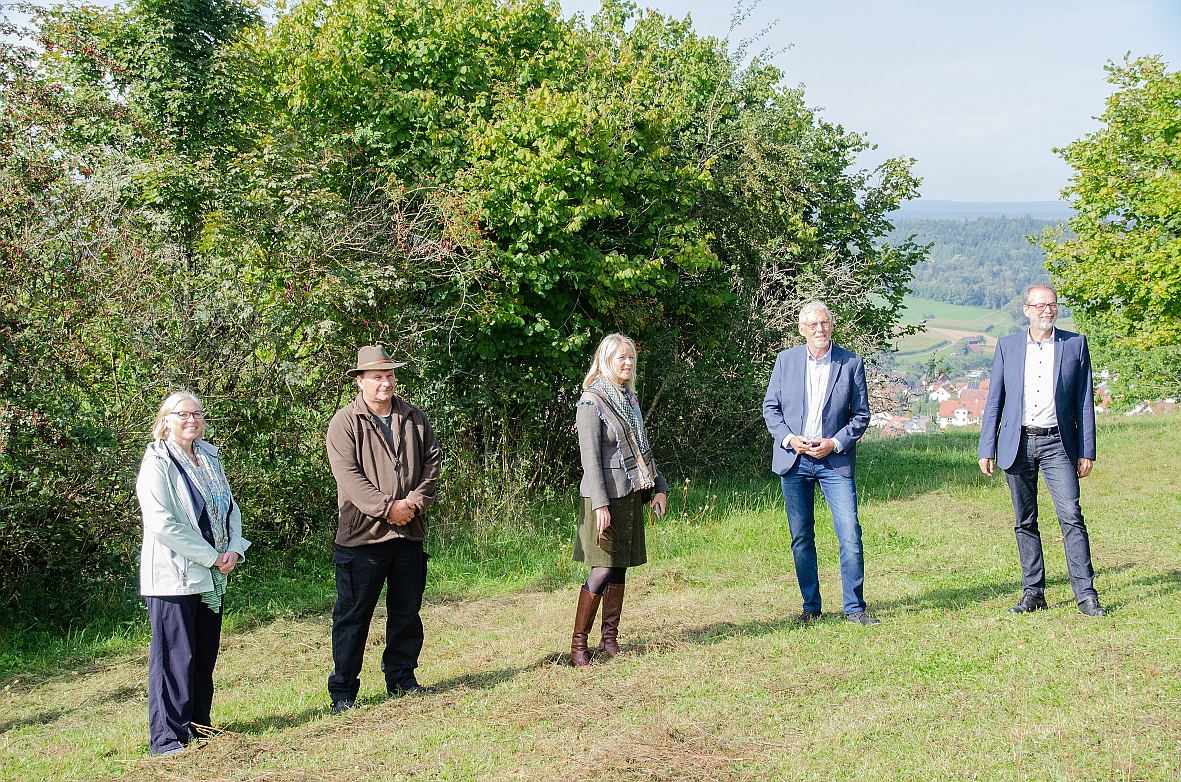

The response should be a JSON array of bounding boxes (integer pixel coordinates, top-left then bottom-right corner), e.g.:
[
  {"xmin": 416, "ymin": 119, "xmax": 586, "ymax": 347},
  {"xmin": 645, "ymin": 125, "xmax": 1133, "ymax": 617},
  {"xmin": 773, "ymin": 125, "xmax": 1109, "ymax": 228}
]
[
  {"xmin": 978, "ymin": 284, "xmax": 1105, "ymax": 617},
  {"xmin": 763, "ymin": 300, "xmax": 876, "ymax": 625}
]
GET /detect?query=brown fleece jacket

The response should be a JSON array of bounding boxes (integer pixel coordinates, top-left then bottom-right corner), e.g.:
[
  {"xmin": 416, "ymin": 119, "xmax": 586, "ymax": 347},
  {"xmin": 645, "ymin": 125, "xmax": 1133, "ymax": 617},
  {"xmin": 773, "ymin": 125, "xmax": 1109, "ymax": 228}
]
[{"xmin": 325, "ymin": 393, "xmax": 441, "ymax": 546}]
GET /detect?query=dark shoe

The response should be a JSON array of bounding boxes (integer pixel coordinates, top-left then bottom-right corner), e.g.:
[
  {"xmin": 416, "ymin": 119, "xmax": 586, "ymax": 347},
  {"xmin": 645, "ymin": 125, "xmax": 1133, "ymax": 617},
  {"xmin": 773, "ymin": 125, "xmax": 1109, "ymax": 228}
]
[
  {"xmin": 846, "ymin": 611, "xmax": 880, "ymax": 625},
  {"xmin": 388, "ymin": 679, "xmax": 429, "ymax": 697},
  {"xmin": 570, "ymin": 586, "xmax": 602, "ymax": 667},
  {"xmin": 1009, "ymin": 593, "xmax": 1048, "ymax": 614},
  {"xmin": 597, "ymin": 583, "xmax": 625, "ymax": 657},
  {"xmin": 795, "ymin": 609, "xmax": 823, "ymax": 623},
  {"xmin": 331, "ymin": 698, "xmax": 357, "ymax": 713},
  {"xmin": 1078, "ymin": 596, "xmax": 1107, "ymax": 617}
]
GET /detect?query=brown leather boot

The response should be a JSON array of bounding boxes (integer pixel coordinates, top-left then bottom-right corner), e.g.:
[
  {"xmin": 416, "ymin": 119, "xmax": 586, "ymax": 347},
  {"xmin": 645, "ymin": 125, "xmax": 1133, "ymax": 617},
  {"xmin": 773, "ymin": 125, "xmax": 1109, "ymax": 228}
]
[
  {"xmin": 570, "ymin": 587, "xmax": 601, "ymax": 667},
  {"xmin": 597, "ymin": 583, "xmax": 625, "ymax": 657}
]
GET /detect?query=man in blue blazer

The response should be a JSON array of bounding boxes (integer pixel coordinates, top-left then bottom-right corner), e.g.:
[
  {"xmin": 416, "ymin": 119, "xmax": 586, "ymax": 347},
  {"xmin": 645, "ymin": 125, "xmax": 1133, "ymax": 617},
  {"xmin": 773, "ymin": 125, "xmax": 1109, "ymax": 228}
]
[
  {"xmin": 763, "ymin": 301, "xmax": 876, "ymax": 625},
  {"xmin": 978, "ymin": 283, "xmax": 1104, "ymax": 617}
]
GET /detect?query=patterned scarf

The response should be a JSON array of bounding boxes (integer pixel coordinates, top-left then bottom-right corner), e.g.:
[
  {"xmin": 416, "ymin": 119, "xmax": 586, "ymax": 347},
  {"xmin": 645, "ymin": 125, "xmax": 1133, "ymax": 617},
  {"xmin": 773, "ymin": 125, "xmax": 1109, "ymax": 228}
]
[
  {"xmin": 166, "ymin": 440, "xmax": 232, "ymax": 613},
  {"xmin": 580, "ymin": 378, "xmax": 656, "ymax": 492}
]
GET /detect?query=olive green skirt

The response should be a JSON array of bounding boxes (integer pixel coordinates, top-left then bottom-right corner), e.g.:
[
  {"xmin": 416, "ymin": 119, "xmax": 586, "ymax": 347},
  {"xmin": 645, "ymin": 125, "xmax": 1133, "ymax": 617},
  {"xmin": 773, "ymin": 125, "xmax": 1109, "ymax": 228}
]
[{"xmin": 573, "ymin": 491, "xmax": 647, "ymax": 568}]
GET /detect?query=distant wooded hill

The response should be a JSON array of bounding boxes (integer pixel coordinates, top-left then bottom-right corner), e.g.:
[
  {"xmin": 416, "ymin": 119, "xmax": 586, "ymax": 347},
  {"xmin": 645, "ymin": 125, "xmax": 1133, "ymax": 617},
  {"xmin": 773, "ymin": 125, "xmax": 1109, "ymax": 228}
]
[{"xmin": 888, "ymin": 217, "xmax": 1066, "ymax": 309}]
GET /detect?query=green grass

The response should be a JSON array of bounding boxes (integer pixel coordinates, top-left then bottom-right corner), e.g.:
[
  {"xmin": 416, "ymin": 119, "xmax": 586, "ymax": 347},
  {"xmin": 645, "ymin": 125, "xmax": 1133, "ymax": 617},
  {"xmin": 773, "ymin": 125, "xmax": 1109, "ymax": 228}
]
[
  {"xmin": 899, "ymin": 296, "xmax": 1011, "ymax": 328},
  {"xmin": 2, "ymin": 416, "xmax": 1180, "ymax": 780}
]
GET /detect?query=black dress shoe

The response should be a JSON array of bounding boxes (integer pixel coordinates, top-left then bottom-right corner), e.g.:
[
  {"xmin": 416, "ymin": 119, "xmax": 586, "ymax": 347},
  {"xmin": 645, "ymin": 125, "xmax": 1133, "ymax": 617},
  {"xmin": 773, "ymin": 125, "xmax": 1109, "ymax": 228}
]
[
  {"xmin": 1008, "ymin": 593, "xmax": 1048, "ymax": 614},
  {"xmin": 331, "ymin": 698, "xmax": 357, "ymax": 713},
  {"xmin": 845, "ymin": 611, "xmax": 880, "ymax": 625},
  {"xmin": 795, "ymin": 609, "xmax": 823, "ymax": 623},
  {"xmin": 1078, "ymin": 596, "xmax": 1107, "ymax": 617}
]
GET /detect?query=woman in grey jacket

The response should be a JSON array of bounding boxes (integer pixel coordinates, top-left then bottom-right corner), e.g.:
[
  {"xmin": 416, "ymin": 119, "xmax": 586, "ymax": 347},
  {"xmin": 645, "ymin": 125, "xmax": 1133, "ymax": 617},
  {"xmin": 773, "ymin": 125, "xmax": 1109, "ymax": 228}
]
[
  {"xmin": 570, "ymin": 334, "xmax": 668, "ymax": 666},
  {"xmin": 136, "ymin": 391, "xmax": 250, "ymax": 755}
]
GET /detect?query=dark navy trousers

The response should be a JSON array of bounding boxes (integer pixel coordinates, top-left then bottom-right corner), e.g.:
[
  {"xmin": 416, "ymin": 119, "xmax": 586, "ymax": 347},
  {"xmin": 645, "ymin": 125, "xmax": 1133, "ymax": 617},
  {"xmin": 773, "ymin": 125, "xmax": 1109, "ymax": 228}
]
[{"xmin": 147, "ymin": 594, "xmax": 222, "ymax": 755}]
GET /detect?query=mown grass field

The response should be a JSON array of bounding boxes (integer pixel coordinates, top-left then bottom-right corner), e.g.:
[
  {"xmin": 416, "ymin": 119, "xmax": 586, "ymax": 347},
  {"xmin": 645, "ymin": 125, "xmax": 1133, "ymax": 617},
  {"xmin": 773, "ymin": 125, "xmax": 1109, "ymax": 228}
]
[
  {"xmin": 898, "ymin": 296, "xmax": 1011, "ymax": 330},
  {"xmin": 1, "ymin": 416, "xmax": 1179, "ymax": 781}
]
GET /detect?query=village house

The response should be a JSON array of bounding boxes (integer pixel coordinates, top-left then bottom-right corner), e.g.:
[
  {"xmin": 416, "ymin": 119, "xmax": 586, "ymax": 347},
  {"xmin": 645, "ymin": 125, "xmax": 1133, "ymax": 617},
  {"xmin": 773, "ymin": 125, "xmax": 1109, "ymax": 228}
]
[{"xmin": 938, "ymin": 397, "xmax": 986, "ymax": 428}]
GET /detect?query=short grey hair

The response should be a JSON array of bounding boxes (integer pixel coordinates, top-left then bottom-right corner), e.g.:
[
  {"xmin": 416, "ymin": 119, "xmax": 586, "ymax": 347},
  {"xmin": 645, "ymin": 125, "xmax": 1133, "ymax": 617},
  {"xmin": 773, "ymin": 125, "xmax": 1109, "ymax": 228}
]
[
  {"xmin": 1022, "ymin": 283, "xmax": 1057, "ymax": 304},
  {"xmin": 798, "ymin": 300, "xmax": 835, "ymax": 326}
]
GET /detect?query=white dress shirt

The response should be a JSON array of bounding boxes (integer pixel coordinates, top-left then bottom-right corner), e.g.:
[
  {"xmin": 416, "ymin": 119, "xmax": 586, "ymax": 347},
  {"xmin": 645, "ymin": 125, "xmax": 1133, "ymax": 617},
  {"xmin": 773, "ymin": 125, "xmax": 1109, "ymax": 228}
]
[
  {"xmin": 1022, "ymin": 328, "xmax": 1058, "ymax": 428},
  {"xmin": 782, "ymin": 345, "xmax": 844, "ymax": 452}
]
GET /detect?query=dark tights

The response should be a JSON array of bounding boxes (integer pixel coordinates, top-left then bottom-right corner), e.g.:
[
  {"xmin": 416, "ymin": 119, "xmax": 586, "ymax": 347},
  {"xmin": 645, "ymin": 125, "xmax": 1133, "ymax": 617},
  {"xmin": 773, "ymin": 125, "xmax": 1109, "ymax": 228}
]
[{"xmin": 584, "ymin": 566, "xmax": 626, "ymax": 596}]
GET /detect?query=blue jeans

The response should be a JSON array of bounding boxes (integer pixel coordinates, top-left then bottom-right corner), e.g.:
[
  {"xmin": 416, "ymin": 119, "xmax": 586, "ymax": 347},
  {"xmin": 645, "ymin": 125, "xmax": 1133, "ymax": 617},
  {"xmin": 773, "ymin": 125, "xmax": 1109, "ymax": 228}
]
[
  {"xmin": 780, "ymin": 456, "xmax": 866, "ymax": 615},
  {"xmin": 1003, "ymin": 431, "xmax": 1097, "ymax": 603}
]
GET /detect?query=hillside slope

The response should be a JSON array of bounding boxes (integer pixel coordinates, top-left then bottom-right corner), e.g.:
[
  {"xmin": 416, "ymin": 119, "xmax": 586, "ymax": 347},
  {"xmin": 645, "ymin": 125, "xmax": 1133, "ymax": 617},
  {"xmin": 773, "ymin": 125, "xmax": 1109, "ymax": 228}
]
[{"xmin": 2, "ymin": 418, "xmax": 1179, "ymax": 781}]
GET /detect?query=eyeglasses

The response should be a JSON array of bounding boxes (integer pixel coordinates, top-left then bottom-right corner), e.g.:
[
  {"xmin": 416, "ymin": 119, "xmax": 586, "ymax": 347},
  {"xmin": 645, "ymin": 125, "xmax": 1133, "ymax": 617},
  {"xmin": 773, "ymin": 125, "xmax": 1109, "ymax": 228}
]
[
  {"xmin": 801, "ymin": 320, "xmax": 833, "ymax": 331},
  {"xmin": 1025, "ymin": 303, "xmax": 1058, "ymax": 312},
  {"xmin": 169, "ymin": 410, "xmax": 205, "ymax": 421}
]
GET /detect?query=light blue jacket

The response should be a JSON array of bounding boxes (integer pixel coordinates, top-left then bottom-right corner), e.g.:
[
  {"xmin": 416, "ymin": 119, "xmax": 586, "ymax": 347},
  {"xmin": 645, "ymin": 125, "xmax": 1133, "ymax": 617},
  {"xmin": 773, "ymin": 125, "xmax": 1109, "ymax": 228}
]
[{"xmin": 136, "ymin": 439, "xmax": 250, "ymax": 596}]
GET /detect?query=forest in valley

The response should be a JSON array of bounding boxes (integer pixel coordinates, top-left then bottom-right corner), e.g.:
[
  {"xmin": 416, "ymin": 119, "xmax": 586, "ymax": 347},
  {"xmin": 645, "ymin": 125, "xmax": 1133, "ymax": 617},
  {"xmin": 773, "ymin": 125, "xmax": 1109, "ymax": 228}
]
[{"xmin": 887, "ymin": 216, "xmax": 1062, "ymax": 311}]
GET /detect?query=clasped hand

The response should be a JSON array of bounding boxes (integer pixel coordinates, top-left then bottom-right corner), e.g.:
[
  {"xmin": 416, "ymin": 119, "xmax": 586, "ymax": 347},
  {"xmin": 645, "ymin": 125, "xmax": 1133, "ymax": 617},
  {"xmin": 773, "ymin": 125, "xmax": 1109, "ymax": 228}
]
[
  {"xmin": 386, "ymin": 498, "xmax": 416, "ymax": 526},
  {"xmin": 789, "ymin": 436, "xmax": 835, "ymax": 459},
  {"xmin": 215, "ymin": 551, "xmax": 238, "ymax": 574}
]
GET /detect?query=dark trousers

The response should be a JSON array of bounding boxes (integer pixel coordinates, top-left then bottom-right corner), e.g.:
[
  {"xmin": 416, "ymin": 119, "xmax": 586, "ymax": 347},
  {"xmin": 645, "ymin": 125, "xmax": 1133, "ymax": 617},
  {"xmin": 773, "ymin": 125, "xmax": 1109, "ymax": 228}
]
[
  {"xmin": 780, "ymin": 455, "xmax": 866, "ymax": 615},
  {"xmin": 1003, "ymin": 431, "xmax": 1097, "ymax": 603},
  {"xmin": 328, "ymin": 539, "xmax": 426, "ymax": 704},
  {"xmin": 147, "ymin": 594, "xmax": 222, "ymax": 755}
]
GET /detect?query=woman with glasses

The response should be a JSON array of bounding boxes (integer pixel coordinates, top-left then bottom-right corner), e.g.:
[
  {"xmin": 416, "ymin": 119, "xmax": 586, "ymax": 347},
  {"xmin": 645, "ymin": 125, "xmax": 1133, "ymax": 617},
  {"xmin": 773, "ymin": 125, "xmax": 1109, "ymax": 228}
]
[
  {"xmin": 569, "ymin": 334, "xmax": 668, "ymax": 666},
  {"xmin": 136, "ymin": 391, "xmax": 250, "ymax": 755}
]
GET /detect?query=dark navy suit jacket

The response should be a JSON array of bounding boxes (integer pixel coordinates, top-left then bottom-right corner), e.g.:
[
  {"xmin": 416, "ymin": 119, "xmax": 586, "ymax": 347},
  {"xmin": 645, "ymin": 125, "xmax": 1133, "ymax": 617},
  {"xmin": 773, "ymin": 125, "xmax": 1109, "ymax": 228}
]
[
  {"xmin": 762, "ymin": 344, "xmax": 870, "ymax": 478},
  {"xmin": 978, "ymin": 328, "xmax": 1097, "ymax": 471}
]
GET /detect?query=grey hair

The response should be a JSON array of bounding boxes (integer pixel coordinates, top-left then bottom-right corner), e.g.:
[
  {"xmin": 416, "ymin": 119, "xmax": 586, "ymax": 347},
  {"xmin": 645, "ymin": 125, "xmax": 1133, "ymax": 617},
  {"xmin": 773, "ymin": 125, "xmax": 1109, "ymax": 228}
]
[
  {"xmin": 1022, "ymin": 283, "xmax": 1057, "ymax": 304},
  {"xmin": 798, "ymin": 300, "xmax": 835, "ymax": 326},
  {"xmin": 151, "ymin": 391, "xmax": 204, "ymax": 441}
]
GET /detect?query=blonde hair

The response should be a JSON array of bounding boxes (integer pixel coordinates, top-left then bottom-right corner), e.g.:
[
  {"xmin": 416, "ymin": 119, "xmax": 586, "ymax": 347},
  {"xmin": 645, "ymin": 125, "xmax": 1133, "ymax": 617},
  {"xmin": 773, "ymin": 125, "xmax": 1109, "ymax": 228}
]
[
  {"xmin": 151, "ymin": 391, "xmax": 205, "ymax": 441},
  {"xmin": 582, "ymin": 333, "xmax": 638, "ymax": 392}
]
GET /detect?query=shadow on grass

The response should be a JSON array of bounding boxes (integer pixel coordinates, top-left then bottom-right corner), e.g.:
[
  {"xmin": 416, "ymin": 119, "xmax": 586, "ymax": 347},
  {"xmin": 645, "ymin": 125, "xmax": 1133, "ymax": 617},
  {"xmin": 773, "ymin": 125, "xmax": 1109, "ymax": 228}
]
[
  {"xmin": 0, "ymin": 708, "xmax": 69, "ymax": 735},
  {"xmin": 222, "ymin": 704, "xmax": 328, "ymax": 735},
  {"xmin": 428, "ymin": 653, "xmax": 563, "ymax": 694}
]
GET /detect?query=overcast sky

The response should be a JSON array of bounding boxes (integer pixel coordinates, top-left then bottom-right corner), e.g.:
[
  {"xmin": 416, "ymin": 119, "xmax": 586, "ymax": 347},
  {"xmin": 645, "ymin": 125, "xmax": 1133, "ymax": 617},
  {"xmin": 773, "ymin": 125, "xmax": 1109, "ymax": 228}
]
[{"xmin": 560, "ymin": 0, "xmax": 1181, "ymax": 202}]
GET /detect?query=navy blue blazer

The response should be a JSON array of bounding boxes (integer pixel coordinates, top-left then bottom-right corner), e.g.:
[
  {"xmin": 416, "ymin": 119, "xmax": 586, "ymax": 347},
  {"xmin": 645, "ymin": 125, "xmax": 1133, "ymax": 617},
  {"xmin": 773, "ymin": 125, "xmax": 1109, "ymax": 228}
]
[
  {"xmin": 762, "ymin": 344, "xmax": 870, "ymax": 478},
  {"xmin": 978, "ymin": 328, "xmax": 1097, "ymax": 471}
]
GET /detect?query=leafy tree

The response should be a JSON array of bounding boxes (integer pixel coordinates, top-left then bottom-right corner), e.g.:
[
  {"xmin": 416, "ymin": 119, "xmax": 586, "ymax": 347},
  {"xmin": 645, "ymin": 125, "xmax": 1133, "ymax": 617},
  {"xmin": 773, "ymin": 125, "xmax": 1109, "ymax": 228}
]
[{"xmin": 1042, "ymin": 56, "xmax": 1181, "ymax": 348}]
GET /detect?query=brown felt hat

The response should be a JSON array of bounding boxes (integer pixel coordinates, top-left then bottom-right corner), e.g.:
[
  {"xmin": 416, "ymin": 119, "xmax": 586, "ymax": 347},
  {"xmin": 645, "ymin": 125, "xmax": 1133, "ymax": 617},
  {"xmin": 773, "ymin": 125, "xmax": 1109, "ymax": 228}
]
[{"xmin": 346, "ymin": 345, "xmax": 407, "ymax": 377}]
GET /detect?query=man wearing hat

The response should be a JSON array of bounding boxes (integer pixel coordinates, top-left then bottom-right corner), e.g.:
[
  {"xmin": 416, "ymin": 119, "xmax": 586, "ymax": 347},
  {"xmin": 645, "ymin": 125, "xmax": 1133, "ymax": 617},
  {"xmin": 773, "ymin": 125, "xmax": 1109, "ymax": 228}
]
[{"xmin": 325, "ymin": 345, "xmax": 441, "ymax": 711}]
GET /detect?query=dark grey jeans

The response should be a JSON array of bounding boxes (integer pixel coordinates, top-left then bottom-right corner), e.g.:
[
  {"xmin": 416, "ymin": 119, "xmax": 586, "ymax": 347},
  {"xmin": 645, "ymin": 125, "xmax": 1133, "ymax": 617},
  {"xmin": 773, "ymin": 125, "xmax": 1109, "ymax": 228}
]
[{"xmin": 1003, "ymin": 430, "xmax": 1097, "ymax": 603}]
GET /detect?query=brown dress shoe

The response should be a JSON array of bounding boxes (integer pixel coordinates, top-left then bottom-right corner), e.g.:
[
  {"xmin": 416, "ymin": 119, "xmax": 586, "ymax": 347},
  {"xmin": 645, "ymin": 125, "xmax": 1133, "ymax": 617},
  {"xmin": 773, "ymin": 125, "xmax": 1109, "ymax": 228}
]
[
  {"xmin": 597, "ymin": 583, "xmax": 625, "ymax": 657},
  {"xmin": 570, "ymin": 587, "xmax": 602, "ymax": 667}
]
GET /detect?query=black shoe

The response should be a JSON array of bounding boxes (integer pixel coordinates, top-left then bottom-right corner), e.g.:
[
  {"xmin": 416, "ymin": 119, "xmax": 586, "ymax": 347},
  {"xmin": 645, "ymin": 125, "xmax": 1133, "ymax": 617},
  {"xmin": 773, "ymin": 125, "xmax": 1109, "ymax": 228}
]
[
  {"xmin": 1078, "ymin": 596, "xmax": 1107, "ymax": 617},
  {"xmin": 1009, "ymin": 593, "xmax": 1048, "ymax": 614},
  {"xmin": 845, "ymin": 611, "xmax": 880, "ymax": 625},
  {"xmin": 795, "ymin": 609, "xmax": 823, "ymax": 623},
  {"xmin": 388, "ymin": 679, "xmax": 429, "ymax": 697},
  {"xmin": 331, "ymin": 698, "xmax": 357, "ymax": 713}
]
